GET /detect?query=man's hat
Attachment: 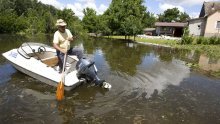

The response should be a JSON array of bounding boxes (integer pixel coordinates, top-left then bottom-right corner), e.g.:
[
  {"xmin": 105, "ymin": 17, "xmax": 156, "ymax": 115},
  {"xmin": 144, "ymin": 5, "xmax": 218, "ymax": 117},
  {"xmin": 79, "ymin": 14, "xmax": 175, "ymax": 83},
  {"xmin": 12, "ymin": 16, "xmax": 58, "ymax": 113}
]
[{"xmin": 55, "ymin": 19, "xmax": 67, "ymax": 26}]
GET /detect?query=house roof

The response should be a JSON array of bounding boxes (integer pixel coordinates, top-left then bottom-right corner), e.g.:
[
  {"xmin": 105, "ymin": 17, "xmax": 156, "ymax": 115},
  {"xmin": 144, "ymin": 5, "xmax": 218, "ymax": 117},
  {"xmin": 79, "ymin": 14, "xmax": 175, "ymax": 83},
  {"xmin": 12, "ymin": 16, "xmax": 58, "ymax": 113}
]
[
  {"xmin": 199, "ymin": 1, "xmax": 220, "ymax": 17},
  {"xmin": 188, "ymin": 17, "xmax": 205, "ymax": 22},
  {"xmin": 143, "ymin": 28, "xmax": 155, "ymax": 31},
  {"xmin": 155, "ymin": 22, "xmax": 188, "ymax": 27}
]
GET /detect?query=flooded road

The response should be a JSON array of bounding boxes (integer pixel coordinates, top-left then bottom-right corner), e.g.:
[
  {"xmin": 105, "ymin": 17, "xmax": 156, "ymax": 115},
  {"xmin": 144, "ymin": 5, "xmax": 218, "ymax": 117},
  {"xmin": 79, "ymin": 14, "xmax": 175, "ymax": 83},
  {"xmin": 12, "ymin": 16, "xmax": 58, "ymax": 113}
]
[{"xmin": 0, "ymin": 34, "xmax": 220, "ymax": 123}]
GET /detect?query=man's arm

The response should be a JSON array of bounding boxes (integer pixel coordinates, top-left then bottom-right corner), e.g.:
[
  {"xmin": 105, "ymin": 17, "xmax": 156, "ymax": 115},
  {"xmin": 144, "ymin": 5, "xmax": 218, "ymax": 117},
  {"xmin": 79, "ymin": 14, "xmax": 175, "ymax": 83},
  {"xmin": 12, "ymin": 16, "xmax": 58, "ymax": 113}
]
[
  {"xmin": 53, "ymin": 43, "xmax": 67, "ymax": 53},
  {"xmin": 67, "ymin": 37, "xmax": 73, "ymax": 41},
  {"xmin": 66, "ymin": 29, "xmax": 74, "ymax": 42}
]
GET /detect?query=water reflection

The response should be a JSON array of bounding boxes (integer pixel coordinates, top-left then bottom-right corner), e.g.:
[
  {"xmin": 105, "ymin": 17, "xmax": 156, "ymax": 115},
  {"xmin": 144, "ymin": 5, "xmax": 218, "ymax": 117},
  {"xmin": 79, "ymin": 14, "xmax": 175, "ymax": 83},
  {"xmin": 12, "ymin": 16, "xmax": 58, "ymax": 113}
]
[
  {"xmin": 1, "ymin": 35, "xmax": 220, "ymax": 123},
  {"xmin": 84, "ymin": 40, "xmax": 190, "ymax": 99},
  {"xmin": 0, "ymin": 64, "xmax": 16, "ymax": 84},
  {"xmin": 84, "ymin": 39, "xmax": 152, "ymax": 76},
  {"xmin": 199, "ymin": 54, "xmax": 220, "ymax": 71},
  {"xmin": 136, "ymin": 59, "xmax": 190, "ymax": 98}
]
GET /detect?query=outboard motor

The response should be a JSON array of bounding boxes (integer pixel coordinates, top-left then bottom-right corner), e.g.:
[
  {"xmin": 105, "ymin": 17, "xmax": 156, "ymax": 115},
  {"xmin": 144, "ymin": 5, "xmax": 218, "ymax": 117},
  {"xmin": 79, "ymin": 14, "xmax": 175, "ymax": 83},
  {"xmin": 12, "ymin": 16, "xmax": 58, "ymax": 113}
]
[{"xmin": 76, "ymin": 58, "xmax": 111, "ymax": 89}]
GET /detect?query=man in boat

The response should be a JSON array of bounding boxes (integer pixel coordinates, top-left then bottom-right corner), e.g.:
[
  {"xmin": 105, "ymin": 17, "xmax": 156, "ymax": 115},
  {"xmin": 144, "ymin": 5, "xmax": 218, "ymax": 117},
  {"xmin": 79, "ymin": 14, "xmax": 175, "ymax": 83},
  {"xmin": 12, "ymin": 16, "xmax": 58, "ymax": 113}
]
[
  {"xmin": 53, "ymin": 19, "xmax": 111, "ymax": 89},
  {"xmin": 53, "ymin": 19, "xmax": 83, "ymax": 73}
]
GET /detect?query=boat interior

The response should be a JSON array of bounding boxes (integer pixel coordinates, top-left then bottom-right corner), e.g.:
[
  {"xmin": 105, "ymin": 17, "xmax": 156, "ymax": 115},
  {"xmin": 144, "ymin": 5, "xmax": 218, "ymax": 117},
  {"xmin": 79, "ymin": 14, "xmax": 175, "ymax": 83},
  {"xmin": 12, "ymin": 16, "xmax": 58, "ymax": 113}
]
[
  {"xmin": 29, "ymin": 51, "xmax": 59, "ymax": 67},
  {"xmin": 18, "ymin": 43, "xmax": 78, "ymax": 73},
  {"xmin": 29, "ymin": 51, "xmax": 78, "ymax": 72}
]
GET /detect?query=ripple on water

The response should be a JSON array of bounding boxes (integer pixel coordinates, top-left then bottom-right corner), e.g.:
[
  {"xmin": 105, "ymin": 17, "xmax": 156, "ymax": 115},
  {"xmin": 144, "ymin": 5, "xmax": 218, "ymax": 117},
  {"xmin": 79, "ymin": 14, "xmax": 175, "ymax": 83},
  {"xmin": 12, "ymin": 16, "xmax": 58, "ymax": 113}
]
[
  {"xmin": 72, "ymin": 59, "xmax": 189, "ymax": 117},
  {"xmin": 71, "ymin": 58, "xmax": 190, "ymax": 117},
  {"xmin": 113, "ymin": 59, "xmax": 190, "ymax": 100}
]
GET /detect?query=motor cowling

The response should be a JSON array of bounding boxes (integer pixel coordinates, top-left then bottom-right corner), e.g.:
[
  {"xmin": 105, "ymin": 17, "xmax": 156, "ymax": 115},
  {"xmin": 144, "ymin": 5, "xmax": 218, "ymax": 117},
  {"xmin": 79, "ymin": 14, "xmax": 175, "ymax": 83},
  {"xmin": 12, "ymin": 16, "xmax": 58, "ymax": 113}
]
[{"xmin": 76, "ymin": 58, "xmax": 104, "ymax": 86}]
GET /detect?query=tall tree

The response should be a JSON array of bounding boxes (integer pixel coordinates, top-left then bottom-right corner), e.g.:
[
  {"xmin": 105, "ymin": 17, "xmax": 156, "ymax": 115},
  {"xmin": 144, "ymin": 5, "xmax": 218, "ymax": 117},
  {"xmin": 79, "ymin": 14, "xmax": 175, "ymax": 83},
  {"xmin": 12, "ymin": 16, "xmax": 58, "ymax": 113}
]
[
  {"xmin": 100, "ymin": 15, "xmax": 111, "ymax": 36},
  {"xmin": 82, "ymin": 8, "xmax": 97, "ymax": 33},
  {"xmin": 158, "ymin": 7, "xmax": 190, "ymax": 22},
  {"xmin": 158, "ymin": 8, "xmax": 180, "ymax": 22},
  {"xmin": 104, "ymin": 0, "xmax": 122, "ymax": 35},
  {"xmin": 104, "ymin": 0, "xmax": 147, "ymax": 38},
  {"xmin": 179, "ymin": 12, "xmax": 190, "ymax": 22},
  {"xmin": 0, "ymin": 10, "xmax": 27, "ymax": 33},
  {"xmin": 26, "ymin": 8, "xmax": 45, "ymax": 34},
  {"xmin": 44, "ymin": 11, "xmax": 54, "ymax": 33},
  {"xmin": 0, "ymin": 0, "xmax": 86, "ymax": 35},
  {"xmin": 142, "ymin": 12, "xmax": 156, "ymax": 28}
]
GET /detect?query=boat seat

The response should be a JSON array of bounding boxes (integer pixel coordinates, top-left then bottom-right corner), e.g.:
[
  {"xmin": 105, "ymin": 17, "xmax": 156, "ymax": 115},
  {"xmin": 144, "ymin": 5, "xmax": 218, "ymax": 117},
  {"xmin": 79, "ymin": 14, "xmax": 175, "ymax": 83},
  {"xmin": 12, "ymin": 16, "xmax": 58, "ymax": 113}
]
[
  {"xmin": 41, "ymin": 55, "xmax": 78, "ymax": 67},
  {"xmin": 41, "ymin": 56, "xmax": 58, "ymax": 67}
]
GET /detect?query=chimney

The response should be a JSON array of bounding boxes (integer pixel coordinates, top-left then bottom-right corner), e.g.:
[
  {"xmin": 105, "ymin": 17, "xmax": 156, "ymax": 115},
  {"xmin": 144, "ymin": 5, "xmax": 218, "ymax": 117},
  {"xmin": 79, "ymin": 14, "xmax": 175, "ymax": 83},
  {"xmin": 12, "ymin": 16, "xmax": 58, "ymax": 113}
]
[{"xmin": 211, "ymin": 3, "xmax": 215, "ymax": 11}]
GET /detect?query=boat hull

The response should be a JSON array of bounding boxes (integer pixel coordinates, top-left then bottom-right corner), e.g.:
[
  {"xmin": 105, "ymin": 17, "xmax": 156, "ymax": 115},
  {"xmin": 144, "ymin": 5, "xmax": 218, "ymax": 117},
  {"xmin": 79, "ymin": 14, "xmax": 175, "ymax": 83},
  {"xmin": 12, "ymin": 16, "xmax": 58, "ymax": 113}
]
[
  {"xmin": 9, "ymin": 61, "xmax": 83, "ymax": 91},
  {"xmin": 2, "ymin": 43, "xmax": 83, "ymax": 91}
]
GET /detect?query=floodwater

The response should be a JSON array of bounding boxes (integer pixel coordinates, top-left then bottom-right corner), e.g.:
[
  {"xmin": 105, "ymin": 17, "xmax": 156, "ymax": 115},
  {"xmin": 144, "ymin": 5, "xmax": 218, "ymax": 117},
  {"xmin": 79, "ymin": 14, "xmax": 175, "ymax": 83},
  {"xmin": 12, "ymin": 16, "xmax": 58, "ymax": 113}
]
[{"xmin": 0, "ymin": 34, "xmax": 220, "ymax": 124}]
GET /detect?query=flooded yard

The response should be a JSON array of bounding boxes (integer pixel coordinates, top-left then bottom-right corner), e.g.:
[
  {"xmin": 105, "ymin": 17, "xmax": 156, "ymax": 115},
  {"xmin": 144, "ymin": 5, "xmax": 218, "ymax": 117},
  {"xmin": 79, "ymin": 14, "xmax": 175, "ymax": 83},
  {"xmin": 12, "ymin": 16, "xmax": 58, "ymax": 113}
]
[{"xmin": 0, "ymin": 34, "xmax": 220, "ymax": 123}]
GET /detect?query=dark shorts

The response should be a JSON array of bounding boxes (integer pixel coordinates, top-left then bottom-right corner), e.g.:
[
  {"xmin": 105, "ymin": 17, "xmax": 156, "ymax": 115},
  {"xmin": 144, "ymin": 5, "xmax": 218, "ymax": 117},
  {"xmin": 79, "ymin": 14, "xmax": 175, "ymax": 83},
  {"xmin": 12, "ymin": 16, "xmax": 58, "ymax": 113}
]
[{"xmin": 56, "ymin": 47, "xmax": 83, "ymax": 70}]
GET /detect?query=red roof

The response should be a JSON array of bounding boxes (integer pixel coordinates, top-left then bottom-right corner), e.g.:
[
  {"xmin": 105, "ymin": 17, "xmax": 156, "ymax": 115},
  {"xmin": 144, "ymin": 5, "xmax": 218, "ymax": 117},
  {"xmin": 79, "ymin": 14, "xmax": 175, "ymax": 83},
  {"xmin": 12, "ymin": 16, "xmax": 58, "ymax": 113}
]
[{"xmin": 155, "ymin": 22, "xmax": 188, "ymax": 27}]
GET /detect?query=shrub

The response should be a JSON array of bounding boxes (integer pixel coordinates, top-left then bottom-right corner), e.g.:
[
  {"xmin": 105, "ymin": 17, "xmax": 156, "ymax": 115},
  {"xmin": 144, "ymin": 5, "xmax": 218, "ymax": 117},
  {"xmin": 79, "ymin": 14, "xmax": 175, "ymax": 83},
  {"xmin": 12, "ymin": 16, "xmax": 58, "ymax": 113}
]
[
  {"xmin": 196, "ymin": 37, "xmax": 210, "ymax": 45},
  {"xmin": 0, "ymin": 10, "xmax": 27, "ymax": 33},
  {"xmin": 209, "ymin": 36, "xmax": 217, "ymax": 44},
  {"xmin": 181, "ymin": 27, "xmax": 194, "ymax": 44},
  {"xmin": 214, "ymin": 37, "xmax": 220, "ymax": 44},
  {"xmin": 201, "ymin": 37, "xmax": 209, "ymax": 45},
  {"xmin": 181, "ymin": 35, "xmax": 194, "ymax": 44},
  {"xmin": 196, "ymin": 37, "xmax": 203, "ymax": 44}
]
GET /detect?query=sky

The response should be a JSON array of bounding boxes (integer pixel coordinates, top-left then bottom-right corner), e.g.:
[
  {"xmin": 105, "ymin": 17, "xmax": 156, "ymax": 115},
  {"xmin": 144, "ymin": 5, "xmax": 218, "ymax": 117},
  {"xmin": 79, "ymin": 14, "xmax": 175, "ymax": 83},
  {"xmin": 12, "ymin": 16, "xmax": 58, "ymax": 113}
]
[{"xmin": 38, "ymin": 0, "xmax": 220, "ymax": 19}]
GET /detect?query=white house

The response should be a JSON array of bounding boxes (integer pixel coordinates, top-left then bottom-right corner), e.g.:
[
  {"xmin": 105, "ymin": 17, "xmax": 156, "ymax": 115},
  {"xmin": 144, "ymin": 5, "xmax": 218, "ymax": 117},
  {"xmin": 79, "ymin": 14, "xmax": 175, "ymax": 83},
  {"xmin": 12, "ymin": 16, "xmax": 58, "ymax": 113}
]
[{"xmin": 188, "ymin": 1, "xmax": 220, "ymax": 37}]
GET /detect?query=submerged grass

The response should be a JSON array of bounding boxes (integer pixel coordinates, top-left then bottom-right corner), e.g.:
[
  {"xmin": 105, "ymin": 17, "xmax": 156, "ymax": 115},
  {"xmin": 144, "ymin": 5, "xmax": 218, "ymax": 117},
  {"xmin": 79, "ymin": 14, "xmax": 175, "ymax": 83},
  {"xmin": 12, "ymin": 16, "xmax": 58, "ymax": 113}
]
[
  {"xmin": 105, "ymin": 36, "xmax": 220, "ymax": 78},
  {"xmin": 174, "ymin": 45, "xmax": 220, "ymax": 58},
  {"xmin": 106, "ymin": 36, "xmax": 220, "ymax": 59}
]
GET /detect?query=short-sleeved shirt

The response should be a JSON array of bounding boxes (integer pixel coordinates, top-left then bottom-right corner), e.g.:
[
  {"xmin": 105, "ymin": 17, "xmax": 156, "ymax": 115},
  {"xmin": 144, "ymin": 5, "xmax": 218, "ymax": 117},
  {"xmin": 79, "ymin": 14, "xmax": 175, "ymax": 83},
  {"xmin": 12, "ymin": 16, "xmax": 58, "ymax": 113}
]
[{"xmin": 53, "ymin": 29, "xmax": 73, "ymax": 50}]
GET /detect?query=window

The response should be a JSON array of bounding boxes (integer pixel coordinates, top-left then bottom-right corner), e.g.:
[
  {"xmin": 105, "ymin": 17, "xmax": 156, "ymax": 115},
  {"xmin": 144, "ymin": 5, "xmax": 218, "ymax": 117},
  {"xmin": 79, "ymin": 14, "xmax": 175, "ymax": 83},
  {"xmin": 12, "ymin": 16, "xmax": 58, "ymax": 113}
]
[
  {"xmin": 198, "ymin": 25, "xmax": 201, "ymax": 29},
  {"xmin": 216, "ymin": 21, "xmax": 220, "ymax": 29}
]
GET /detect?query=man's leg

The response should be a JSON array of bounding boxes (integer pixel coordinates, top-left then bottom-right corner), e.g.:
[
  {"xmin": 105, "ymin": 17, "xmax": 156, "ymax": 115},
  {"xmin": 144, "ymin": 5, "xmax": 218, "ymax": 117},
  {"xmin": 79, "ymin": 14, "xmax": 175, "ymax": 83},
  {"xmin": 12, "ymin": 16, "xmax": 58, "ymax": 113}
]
[{"xmin": 57, "ymin": 50, "xmax": 65, "ymax": 72}]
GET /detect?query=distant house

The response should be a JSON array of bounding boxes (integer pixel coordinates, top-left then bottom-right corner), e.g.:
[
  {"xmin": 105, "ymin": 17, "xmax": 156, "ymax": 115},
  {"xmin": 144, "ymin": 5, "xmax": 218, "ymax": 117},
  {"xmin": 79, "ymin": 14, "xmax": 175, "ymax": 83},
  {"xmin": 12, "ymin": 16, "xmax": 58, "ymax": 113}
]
[
  {"xmin": 188, "ymin": 1, "xmax": 220, "ymax": 37},
  {"xmin": 155, "ymin": 22, "xmax": 188, "ymax": 37},
  {"xmin": 143, "ymin": 28, "xmax": 156, "ymax": 36}
]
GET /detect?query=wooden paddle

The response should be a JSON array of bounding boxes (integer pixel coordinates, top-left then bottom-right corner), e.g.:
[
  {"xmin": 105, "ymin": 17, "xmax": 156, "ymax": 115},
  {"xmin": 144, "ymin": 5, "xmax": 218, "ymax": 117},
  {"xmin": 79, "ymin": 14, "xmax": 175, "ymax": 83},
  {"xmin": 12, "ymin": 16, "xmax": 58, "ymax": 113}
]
[{"xmin": 56, "ymin": 52, "xmax": 67, "ymax": 101}]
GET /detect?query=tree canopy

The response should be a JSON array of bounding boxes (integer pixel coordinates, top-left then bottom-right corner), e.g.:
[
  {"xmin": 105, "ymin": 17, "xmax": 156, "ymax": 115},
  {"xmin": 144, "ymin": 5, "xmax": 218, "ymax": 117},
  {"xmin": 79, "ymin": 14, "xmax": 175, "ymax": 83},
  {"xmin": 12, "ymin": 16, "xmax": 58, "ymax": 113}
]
[
  {"xmin": 82, "ymin": 8, "xmax": 97, "ymax": 33},
  {"xmin": 0, "ymin": 0, "xmax": 191, "ymax": 37},
  {"xmin": 0, "ymin": 0, "xmax": 84, "ymax": 35},
  {"xmin": 81, "ymin": 0, "xmax": 158, "ymax": 38},
  {"xmin": 103, "ymin": 0, "xmax": 147, "ymax": 37},
  {"xmin": 158, "ymin": 8, "xmax": 190, "ymax": 22}
]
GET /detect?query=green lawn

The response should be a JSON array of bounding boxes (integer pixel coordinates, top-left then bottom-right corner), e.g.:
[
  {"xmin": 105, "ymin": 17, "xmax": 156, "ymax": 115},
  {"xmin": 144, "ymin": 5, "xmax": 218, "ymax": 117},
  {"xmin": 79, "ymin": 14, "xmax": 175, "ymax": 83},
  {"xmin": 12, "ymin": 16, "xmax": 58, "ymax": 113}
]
[
  {"xmin": 105, "ymin": 35, "xmax": 220, "ymax": 58},
  {"xmin": 107, "ymin": 36, "xmax": 177, "ymax": 45}
]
